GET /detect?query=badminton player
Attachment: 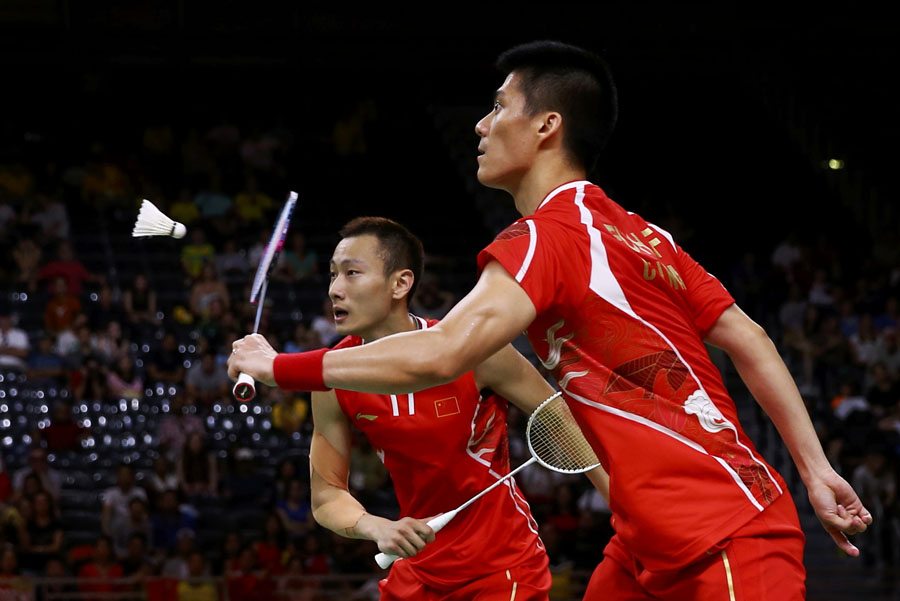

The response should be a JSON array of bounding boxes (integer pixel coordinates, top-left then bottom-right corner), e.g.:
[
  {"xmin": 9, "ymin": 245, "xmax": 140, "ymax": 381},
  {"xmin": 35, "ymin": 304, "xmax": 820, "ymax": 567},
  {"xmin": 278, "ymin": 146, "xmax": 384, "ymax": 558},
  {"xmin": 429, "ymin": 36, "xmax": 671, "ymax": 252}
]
[
  {"xmin": 229, "ymin": 42, "xmax": 870, "ymax": 600},
  {"xmin": 309, "ymin": 217, "xmax": 569, "ymax": 600}
]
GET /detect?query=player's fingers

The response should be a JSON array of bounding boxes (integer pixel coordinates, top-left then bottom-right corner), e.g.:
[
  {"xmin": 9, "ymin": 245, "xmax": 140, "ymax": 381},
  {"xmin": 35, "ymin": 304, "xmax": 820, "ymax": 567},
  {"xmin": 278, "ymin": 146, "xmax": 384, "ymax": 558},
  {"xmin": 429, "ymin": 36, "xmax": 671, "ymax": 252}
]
[
  {"xmin": 411, "ymin": 518, "xmax": 436, "ymax": 543},
  {"xmin": 827, "ymin": 527, "xmax": 859, "ymax": 557},
  {"xmin": 396, "ymin": 538, "xmax": 418, "ymax": 558}
]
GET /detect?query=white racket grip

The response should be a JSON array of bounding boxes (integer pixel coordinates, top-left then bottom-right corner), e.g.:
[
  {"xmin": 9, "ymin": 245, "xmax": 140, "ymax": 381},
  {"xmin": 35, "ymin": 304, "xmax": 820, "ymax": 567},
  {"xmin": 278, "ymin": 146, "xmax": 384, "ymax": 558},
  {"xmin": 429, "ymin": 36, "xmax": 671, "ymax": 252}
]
[
  {"xmin": 373, "ymin": 510, "xmax": 458, "ymax": 569},
  {"xmin": 232, "ymin": 372, "xmax": 256, "ymax": 402}
]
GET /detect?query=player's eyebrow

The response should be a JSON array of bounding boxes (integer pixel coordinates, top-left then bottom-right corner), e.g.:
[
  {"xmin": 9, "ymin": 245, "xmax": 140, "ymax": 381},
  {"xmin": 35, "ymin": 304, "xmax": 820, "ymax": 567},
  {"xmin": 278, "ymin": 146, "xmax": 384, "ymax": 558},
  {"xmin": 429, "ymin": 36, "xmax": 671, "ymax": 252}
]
[{"xmin": 331, "ymin": 258, "xmax": 367, "ymax": 268}]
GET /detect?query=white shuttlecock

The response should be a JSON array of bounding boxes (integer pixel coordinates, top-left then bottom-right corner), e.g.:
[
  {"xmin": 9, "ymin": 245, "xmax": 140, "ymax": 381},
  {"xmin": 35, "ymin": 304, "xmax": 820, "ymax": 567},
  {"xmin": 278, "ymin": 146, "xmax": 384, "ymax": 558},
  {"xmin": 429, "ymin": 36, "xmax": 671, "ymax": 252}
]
[{"xmin": 132, "ymin": 199, "xmax": 186, "ymax": 239}]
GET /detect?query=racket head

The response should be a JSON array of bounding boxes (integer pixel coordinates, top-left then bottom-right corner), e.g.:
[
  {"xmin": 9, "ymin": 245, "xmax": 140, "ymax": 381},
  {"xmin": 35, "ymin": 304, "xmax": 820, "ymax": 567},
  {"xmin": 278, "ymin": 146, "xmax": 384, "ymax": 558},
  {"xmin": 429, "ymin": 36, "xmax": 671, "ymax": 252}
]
[
  {"xmin": 525, "ymin": 391, "xmax": 602, "ymax": 474},
  {"xmin": 249, "ymin": 191, "xmax": 298, "ymax": 303}
]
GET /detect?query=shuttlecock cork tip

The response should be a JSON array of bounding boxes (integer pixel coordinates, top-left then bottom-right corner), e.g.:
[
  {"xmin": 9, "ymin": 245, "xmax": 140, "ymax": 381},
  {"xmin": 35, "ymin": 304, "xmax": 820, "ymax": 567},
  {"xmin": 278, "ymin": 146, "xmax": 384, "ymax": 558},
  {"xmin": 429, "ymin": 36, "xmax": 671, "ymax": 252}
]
[{"xmin": 172, "ymin": 223, "xmax": 187, "ymax": 239}]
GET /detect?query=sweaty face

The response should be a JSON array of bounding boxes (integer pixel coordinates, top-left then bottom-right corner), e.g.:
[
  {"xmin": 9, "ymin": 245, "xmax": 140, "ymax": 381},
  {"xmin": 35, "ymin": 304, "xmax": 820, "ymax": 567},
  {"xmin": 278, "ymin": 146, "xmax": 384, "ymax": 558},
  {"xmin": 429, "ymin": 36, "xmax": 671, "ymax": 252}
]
[
  {"xmin": 475, "ymin": 72, "xmax": 539, "ymax": 191},
  {"xmin": 329, "ymin": 235, "xmax": 395, "ymax": 340}
]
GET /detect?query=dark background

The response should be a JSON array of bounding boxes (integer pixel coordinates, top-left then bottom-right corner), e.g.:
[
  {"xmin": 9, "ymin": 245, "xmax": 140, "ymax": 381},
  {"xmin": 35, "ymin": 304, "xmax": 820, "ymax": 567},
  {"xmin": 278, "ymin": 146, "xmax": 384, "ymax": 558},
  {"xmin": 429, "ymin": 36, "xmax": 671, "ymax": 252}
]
[{"xmin": 2, "ymin": 4, "xmax": 897, "ymax": 278}]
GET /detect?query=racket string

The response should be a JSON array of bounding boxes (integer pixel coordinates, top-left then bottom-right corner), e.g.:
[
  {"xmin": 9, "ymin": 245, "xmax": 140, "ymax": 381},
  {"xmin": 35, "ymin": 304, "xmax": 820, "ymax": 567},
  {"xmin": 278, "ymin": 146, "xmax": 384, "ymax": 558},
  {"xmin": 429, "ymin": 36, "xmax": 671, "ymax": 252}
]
[{"xmin": 528, "ymin": 394, "xmax": 599, "ymax": 473}]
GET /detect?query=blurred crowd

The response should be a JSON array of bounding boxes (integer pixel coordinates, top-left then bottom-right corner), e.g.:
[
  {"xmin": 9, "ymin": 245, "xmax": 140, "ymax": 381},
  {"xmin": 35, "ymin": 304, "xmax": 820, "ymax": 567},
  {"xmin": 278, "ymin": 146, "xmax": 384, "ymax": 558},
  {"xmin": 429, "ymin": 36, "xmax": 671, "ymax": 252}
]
[{"xmin": 0, "ymin": 104, "xmax": 898, "ymax": 600}]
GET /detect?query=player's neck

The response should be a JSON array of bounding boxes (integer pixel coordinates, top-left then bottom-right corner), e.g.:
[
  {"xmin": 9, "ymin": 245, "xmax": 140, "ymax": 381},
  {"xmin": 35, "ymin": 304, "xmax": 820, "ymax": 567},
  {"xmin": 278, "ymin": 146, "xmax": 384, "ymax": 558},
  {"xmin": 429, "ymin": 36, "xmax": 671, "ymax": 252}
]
[
  {"xmin": 511, "ymin": 159, "xmax": 586, "ymax": 217},
  {"xmin": 360, "ymin": 309, "xmax": 417, "ymax": 344}
]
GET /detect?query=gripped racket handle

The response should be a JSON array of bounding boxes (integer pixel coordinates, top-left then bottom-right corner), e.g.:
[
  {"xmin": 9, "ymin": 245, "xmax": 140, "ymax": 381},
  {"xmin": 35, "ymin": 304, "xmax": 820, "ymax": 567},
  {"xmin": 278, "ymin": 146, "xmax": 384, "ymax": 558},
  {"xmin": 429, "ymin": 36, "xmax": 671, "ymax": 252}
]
[
  {"xmin": 233, "ymin": 372, "xmax": 256, "ymax": 402},
  {"xmin": 374, "ymin": 511, "xmax": 457, "ymax": 569}
]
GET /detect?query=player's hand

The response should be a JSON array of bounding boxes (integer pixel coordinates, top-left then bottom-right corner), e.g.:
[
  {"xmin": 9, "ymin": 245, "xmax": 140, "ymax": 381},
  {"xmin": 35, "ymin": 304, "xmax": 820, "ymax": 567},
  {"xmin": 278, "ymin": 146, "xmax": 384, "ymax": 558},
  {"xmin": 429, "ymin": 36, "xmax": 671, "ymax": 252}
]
[
  {"xmin": 227, "ymin": 333, "xmax": 277, "ymax": 386},
  {"xmin": 356, "ymin": 514, "xmax": 435, "ymax": 559},
  {"xmin": 806, "ymin": 468, "xmax": 873, "ymax": 557}
]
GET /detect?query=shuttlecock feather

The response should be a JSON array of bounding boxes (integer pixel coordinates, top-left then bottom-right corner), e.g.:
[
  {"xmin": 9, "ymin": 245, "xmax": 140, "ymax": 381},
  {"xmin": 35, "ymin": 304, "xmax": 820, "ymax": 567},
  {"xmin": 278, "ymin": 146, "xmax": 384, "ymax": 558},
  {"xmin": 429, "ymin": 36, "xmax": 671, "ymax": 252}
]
[{"xmin": 132, "ymin": 199, "xmax": 186, "ymax": 239}]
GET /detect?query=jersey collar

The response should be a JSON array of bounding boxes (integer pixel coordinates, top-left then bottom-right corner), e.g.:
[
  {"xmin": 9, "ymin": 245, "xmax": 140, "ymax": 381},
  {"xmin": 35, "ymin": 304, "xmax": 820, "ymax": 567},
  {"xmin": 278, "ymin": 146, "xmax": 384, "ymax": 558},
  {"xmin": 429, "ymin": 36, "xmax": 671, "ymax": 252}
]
[{"xmin": 537, "ymin": 180, "xmax": 593, "ymax": 211}]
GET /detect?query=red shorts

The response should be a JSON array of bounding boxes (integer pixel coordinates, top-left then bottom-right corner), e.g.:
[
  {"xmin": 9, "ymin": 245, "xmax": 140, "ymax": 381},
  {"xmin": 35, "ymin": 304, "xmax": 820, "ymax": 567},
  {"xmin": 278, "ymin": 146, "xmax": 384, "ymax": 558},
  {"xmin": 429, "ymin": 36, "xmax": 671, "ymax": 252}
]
[
  {"xmin": 379, "ymin": 550, "xmax": 551, "ymax": 601},
  {"xmin": 585, "ymin": 491, "xmax": 806, "ymax": 601}
]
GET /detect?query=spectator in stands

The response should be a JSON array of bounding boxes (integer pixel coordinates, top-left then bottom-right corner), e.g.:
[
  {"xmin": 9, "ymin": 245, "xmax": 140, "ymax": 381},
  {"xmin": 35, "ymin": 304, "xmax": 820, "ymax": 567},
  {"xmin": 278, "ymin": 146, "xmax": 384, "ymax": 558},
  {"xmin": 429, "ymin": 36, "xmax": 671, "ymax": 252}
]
[
  {"xmin": 56, "ymin": 317, "xmax": 90, "ymax": 368},
  {"xmin": 20, "ymin": 490, "xmax": 63, "ymax": 573},
  {"xmin": 874, "ymin": 328, "xmax": 900, "ymax": 376},
  {"xmin": 42, "ymin": 557, "xmax": 75, "ymax": 600},
  {"xmin": 221, "ymin": 532, "xmax": 242, "ymax": 576},
  {"xmin": 298, "ymin": 533, "xmax": 330, "ymax": 577},
  {"xmin": 151, "ymin": 490, "xmax": 196, "ymax": 557},
  {"xmin": 176, "ymin": 432, "xmax": 218, "ymax": 502},
  {"xmin": 120, "ymin": 532, "xmax": 154, "ymax": 578},
  {"xmin": 309, "ymin": 297, "xmax": 339, "ymax": 347},
  {"xmin": 26, "ymin": 333, "xmax": 65, "ymax": 383},
  {"xmin": 170, "ymin": 188, "xmax": 201, "ymax": 227},
  {"xmin": 851, "ymin": 444, "xmax": 896, "ymax": 568},
  {"xmin": 11, "ymin": 237, "xmax": 41, "ymax": 291},
  {"xmin": 147, "ymin": 332, "xmax": 186, "ymax": 385},
  {"xmin": 190, "ymin": 263, "xmax": 230, "ymax": 320},
  {"xmin": 101, "ymin": 464, "xmax": 148, "ymax": 537},
  {"xmin": 851, "ymin": 314, "xmax": 882, "ymax": 368},
  {"xmin": 0, "ymin": 497, "xmax": 28, "ymax": 548},
  {"xmin": 227, "ymin": 544, "xmax": 273, "ymax": 601},
  {"xmin": 77, "ymin": 535, "xmax": 125, "ymax": 600},
  {"xmin": 146, "ymin": 456, "xmax": 179, "ymax": 507},
  {"xmin": 281, "ymin": 322, "xmax": 319, "ymax": 355},
  {"xmin": 273, "ymin": 458, "xmax": 300, "ymax": 504},
  {"xmin": 122, "ymin": 274, "xmax": 159, "ymax": 330},
  {"xmin": 875, "ymin": 297, "xmax": 899, "ymax": 332},
  {"xmin": 110, "ymin": 497, "xmax": 153, "ymax": 559},
  {"xmin": 194, "ymin": 172, "xmax": 233, "ymax": 221},
  {"xmin": 275, "ymin": 232, "xmax": 318, "ymax": 282},
  {"xmin": 185, "ymin": 353, "xmax": 229, "ymax": 407},
  {"xmin": 33, "ymin": 401, "xmax": 85, "ymax": 453},
  {"xmin": 90, "ymin": 320, "xmax": 129, "ymax": 367},
  {"xmin": 106, "ymin": 355, "xmax": 143, "ymax": 400},
  {"xmin": 197, "ymin": 298, "xmax": 233, "ymax": 350},
  {"xmin": 0, "ymin": 457, "xmax": 11, "ymax": 504},
  {"xmin": 255, "ymin": 513, "xmax": 286, "ymax": 575},
  {"xmin": 178, "ymin": 550, "xmax": 218, "ymax": 601},
  {"xmin": 222, "ymin": 448, "xmax": 271, "ymax": 515},
  {"xmin": 72, "ymin": 353, "xmax": 109, "ymax": 401},
  {"xmin": 162, "ymin": 529, "xmax": 196, "ymax": 579},
  {"xmin": 275, "ymin": 478, "xmax": 314, "ymax": 542},
  {"xmin": 0, "ymin": 546, "xmax": 32, "ymax": 596},
  {"xmin": 12, "ymin": 448, "xmax": 61, "ymax": 503},
  {"xmin": 234, "ymin": 174, "xmax": 273, "ymax": 226},
  {"xmin": 158, "ymin": 394, "xmax": 205, "ymax": 462},
  {"xmin": 182, "ymin": 230, "xmax": 216, "ymax": 282},
  {"xmin": 86, "ymin": 283, "xmax": 124, "ymax": 332},
  {"xmin": 43, "ymin": 276, "xmax": 81, "ymax": 334},
  {"xmin": 215, "ymin": 239, "xmax": 250, "ymax": 279},
  {"xmin": 0, "ymin": 308, "xmax": 29, "ymax": 372},
  {"xmin": 35, "ymin": 240, "xmax": 101, "ymax": 297},
  {"xmin": 22, "ymin": 193, "xmax": 69, "ymax": 242}
]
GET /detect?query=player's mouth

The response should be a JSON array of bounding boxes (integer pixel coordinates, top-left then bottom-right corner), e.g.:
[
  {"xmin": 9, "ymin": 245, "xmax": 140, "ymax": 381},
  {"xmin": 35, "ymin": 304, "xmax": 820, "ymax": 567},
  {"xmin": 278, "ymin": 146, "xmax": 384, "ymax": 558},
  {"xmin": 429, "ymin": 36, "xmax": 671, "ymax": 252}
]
[
  {"xmin": 477, "ymin": 145, "xmax": 486, "ymax": 159},
  {"xmin": 333, "ymin": 308, "xmax": 349, "ymax": 323}
]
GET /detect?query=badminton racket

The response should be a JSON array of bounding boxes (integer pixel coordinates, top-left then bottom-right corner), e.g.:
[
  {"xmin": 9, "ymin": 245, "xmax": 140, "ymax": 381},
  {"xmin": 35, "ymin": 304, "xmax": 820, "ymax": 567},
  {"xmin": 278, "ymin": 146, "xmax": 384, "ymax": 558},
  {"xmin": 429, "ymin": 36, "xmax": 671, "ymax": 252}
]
[
  {"xmin": 232, "ymin": 191, "xmax": 298, "ymax": 402},
  {"xmin": 375, "ymin": 391, "xmax": 600, "ymax": 568}
]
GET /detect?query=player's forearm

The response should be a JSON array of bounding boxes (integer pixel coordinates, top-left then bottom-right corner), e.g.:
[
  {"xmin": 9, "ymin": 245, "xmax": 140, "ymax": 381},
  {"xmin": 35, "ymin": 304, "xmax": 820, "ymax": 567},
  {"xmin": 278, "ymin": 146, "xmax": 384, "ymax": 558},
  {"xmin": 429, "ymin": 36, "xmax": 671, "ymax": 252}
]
[
  {"xmin": 311, "ymin": 486, "xmax": 368, "ymax": 539},
  {"xmin": 323, "ymin": 327, "xmax": 468, "ymax": 393},
  {"xmin": 728, "ymin": 326, "xmax": 832, "ymax": 481}
]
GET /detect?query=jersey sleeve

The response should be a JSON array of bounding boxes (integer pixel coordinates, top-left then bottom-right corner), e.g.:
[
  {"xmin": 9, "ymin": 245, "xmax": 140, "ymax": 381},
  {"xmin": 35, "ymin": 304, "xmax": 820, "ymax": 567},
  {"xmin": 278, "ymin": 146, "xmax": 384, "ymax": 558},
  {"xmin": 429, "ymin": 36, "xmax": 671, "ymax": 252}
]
[
  {"xmin": 477, "ymin": 218, "xmax": 574, "ymax": 315},
  {"xmin": 674, "ymin": 245, "xmax": 735, "ymax": 336}
]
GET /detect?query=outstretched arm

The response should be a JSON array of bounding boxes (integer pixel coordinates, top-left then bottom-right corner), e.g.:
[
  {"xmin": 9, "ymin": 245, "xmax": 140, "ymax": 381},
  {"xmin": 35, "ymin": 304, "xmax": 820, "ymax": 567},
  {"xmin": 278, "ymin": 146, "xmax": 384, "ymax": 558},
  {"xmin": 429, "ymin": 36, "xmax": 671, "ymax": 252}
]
[
  {"xmin": 227, "ymin": 261, "xmax": 536, "ymax": 394},
  {"xmin": 705, "ymin": 304, "xmax": 872, "ymax": 556},
  {"xmin": 310, "ymin": 389, "xmax": 435, "ymax": 559}
]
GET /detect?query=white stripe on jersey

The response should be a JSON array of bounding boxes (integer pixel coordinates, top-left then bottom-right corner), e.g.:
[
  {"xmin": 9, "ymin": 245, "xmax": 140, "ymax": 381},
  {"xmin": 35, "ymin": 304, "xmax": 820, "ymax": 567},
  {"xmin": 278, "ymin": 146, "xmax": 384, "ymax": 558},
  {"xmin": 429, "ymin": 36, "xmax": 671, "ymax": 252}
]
[
  {"xmin": 537, "ymin": 179, "xmax": 591, "ymax": 211},
  {"xmin": 570, "ymin": 183, "xmax": 780, "ymax": 509},
  {"xmin": 515, "ymin": 220, "xmax": 537, "ymax": 283}
]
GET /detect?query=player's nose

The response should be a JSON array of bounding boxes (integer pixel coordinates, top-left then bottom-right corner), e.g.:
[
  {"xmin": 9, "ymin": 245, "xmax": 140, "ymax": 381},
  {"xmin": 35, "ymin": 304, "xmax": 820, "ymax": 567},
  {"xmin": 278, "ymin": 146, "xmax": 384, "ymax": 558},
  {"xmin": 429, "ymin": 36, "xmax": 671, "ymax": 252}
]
[{"xmin": 475, "ymin": 112, "xmax": 490, "ymax": 138}]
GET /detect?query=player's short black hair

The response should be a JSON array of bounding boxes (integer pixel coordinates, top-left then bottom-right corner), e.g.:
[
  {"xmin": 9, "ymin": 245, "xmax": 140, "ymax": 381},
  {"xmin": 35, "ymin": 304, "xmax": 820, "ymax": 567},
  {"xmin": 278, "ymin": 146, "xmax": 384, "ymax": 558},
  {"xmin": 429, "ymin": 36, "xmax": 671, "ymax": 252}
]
[
  {"xmin": 497, "ymin": 40, "xmax": 618, "ymax": 173},
  {"xmin": 338, "ymin": 217, "xmax": 425, "ymax": 303}
]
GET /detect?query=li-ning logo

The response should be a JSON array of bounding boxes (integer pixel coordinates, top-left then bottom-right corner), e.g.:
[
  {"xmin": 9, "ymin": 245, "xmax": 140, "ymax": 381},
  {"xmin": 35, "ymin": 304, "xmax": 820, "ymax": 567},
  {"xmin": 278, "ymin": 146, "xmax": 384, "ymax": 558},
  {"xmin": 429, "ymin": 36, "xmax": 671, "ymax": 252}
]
[{"xmin": 355, "ymin": 412, "xmax": 378, "ymax": 421}]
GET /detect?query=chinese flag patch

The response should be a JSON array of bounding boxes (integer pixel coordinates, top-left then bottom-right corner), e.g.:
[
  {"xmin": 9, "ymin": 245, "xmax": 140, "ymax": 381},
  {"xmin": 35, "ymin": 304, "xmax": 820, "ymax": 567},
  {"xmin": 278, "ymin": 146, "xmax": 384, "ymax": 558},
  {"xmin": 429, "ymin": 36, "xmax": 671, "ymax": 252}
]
[{"xmin": 434, "ymin": 397, "xmax": 460, "ymax": 418}]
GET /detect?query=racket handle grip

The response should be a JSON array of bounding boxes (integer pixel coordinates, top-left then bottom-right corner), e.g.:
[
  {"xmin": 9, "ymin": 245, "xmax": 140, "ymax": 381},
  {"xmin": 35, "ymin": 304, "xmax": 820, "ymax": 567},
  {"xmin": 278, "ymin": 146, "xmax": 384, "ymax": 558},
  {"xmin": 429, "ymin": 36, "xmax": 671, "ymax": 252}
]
[
  {"xmin": 373, "ymin": 510, "xmax": 458, "ymax": 569},
  {"xmin": 233, "ymin": 372, "xmax": 256, "ymax": 402}
]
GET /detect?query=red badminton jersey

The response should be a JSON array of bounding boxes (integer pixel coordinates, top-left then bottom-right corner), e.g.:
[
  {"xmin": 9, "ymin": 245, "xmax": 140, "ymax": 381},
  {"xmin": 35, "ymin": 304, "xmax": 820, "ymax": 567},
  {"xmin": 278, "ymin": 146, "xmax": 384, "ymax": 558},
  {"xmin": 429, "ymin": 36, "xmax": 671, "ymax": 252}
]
[
  {"xmin": 478, "ymin": 181, "xmax": 787, "ymax": 571},
  {"xmin": 332, "ymin": 317, "xmax": 546, "ymax": 590}
]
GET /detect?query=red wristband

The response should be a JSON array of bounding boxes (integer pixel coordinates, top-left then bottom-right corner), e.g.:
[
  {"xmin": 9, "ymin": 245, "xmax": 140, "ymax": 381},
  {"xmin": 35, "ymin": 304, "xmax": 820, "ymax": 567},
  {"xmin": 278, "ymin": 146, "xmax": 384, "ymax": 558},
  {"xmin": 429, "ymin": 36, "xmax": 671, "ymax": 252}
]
[{"xmin": 273, "ymin": 348, "xmax": 329, "ymax": 391}]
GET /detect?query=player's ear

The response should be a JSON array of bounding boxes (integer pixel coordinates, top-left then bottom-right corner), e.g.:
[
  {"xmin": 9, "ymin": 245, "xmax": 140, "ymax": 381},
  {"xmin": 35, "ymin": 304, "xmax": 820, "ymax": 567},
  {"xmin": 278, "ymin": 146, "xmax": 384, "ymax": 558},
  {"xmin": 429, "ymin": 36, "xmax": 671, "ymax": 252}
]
[
  {"xmin": 536, "ymin": 111, "xmax": 563, "ymax": 144},
  {"xmin": 392, "ymin": 269, "xmax": 415, "ymax": 300}
]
